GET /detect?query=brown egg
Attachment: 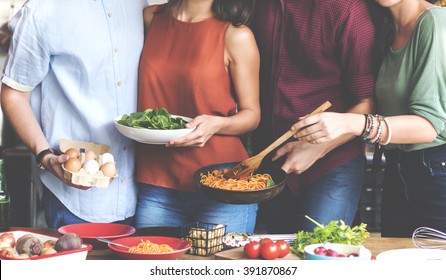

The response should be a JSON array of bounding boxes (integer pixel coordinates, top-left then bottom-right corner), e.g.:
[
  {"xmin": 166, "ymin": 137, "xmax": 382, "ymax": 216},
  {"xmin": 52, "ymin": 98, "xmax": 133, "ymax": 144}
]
[
  {"xmin": 64, "ymin": 157, "xmax": 82, "ymax": 172},
  {"xmin": 85, "ymin": 150, "xmax": 97, "ymax": 161},
  {"xmin": 100, "ymin": 162, "xmax": 117, "ymax": 177},
  {"xmin": 65, "ymin": 148, "xmax": 80, "ymax": 159}
]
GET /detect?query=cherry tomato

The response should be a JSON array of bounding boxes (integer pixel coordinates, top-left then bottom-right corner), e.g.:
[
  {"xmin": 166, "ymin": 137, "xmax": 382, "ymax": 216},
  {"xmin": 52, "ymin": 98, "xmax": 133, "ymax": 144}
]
[
  {"xmin": 244, "ymin": 241, "xmax": 261, "ymax": 259},
  {"xmin": 275, "ymin": 240, "xmax": 290, "ymax": 258},
  {"xmin": 260, "ymin": 242, "xmax": 280, "ymax": 260},
  {"xmin": 260, "ymin": 238, "xmax": 273, "ymax": 245}
]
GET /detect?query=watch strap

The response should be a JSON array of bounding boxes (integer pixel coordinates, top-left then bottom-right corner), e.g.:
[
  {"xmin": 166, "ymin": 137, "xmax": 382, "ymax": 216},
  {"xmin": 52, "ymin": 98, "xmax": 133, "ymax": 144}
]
[{"xmin": 36, "ymin": 148, "xmax": 61, "ymax": 169}]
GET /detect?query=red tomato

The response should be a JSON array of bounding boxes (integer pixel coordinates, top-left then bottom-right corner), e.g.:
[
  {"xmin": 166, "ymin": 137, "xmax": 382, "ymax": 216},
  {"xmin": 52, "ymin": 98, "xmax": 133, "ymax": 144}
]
[
  {"xmin": 275, "ymin": 240, "xmax": 290, "ymax": 258},
  {"xmin": 244, "ymin": 241, "xmax": 261, "ymax": 259},
  {"xmin": 260, "ymin": 238, "xmax": 273, "ymax": 245},
  {"xmin": 260, "ymin": 242, "xmax": 280, "ymax": 260}
]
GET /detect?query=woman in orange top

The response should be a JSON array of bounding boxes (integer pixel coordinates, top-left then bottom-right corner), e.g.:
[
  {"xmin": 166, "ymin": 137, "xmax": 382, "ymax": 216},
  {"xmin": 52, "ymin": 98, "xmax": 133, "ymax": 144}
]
[{"xmin": 135, "ymin": 0, "xmax": 260, "ymax": 233}]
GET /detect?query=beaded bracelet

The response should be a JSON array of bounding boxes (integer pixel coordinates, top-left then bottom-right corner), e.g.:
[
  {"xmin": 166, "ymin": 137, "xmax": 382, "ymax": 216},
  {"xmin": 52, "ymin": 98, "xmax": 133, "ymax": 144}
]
[
  {"xmin": 376, "ymin": 115, "xmax": 384, "ymax": 144},
  {"xmin": 368, "ymin": 115, "xmax": 383, "ymax": 144}
]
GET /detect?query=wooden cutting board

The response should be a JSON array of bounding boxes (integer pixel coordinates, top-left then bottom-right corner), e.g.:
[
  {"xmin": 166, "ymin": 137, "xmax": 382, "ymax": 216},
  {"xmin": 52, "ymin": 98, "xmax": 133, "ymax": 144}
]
[{"xmin": 214, "ymin": 247, "xmax": 301, "ymax": 260}]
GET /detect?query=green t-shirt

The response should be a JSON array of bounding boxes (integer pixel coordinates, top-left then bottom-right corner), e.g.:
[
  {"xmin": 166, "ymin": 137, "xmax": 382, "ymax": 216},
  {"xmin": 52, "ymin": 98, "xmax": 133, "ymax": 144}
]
[{"xmin": 376, "ymin": 7, "xmax": 446, "ymax": 152}]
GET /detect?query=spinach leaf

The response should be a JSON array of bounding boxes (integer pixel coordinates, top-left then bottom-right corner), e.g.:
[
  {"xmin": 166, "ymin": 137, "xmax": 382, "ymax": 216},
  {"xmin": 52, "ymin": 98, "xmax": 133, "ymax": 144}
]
[
  {"xmin": 117, "ymin": 108, "xmax": 188, "ymax": 130},
  {"xmin": 266, "ymin": 179, "xmax": 275, "ymax": 188}
]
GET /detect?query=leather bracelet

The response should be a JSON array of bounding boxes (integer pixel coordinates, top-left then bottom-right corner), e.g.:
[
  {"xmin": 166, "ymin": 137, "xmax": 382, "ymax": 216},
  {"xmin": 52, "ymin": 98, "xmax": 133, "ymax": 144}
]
[
  {"xmin": 36, "ymin": 148, "xmax": 61, "ymax": 170},
  {"xmin": 361, "ymin": 114, "xmax": 374, "ymax": 140}
]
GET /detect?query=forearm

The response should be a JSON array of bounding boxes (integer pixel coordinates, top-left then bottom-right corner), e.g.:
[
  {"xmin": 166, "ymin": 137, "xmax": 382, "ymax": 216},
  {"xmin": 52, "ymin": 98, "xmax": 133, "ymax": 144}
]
[
  {"xmin": 212, "ymin": 108, "xmax": 260, "ymax": 136},
  {"xmin": 383, "ymin": 115, "xmax": 437, "ymax": 144},
  {"xmin": 1, "ymin": 85, "xmax": 50, "ymax": 155}
]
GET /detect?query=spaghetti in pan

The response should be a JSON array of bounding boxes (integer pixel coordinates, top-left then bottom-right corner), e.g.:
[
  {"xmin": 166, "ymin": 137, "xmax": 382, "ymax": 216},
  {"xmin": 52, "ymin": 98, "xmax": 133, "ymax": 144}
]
[{"xmin": 199, "ymin": 169, "xmax": 275, "ymax": 191}]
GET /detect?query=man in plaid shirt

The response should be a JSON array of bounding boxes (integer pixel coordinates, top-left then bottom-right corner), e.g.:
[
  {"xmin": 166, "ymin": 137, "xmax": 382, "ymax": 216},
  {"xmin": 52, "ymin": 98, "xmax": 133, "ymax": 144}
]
[{"xmin": 251, "ymin": 0, "xmax": 377, "ymax": 233}]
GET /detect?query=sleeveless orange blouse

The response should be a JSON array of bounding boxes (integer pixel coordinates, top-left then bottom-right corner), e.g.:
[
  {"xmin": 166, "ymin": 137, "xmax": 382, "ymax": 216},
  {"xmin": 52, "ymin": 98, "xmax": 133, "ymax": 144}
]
[{"xmin": 136, "ymin": 10, "xmax": 249, "ymax": 192}]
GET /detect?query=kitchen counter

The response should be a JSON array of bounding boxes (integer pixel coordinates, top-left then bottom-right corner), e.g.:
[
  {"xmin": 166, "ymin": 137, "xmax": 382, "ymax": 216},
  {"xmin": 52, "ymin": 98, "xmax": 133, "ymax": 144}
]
[{"xmin": 9, "ymin": 227, "xmax": 416, "ymax": 260}]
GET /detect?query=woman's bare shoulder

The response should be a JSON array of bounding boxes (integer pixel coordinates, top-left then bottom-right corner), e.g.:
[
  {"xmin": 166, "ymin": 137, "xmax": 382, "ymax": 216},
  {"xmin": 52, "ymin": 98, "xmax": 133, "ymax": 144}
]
[
  {"xmin": 225, "ymin": 24, "xmax": 256, "ymax": 48},
  {"xmin": 143, "ymin": 5, "xmax": 161, "ymax": 27}
]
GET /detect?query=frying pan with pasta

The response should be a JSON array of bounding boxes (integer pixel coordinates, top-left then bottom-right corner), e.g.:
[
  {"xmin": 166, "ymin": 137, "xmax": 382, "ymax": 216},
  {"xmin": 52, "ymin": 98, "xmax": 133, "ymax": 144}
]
[{"xmin": 194, "ymin": 161, "xmax": 287, "ymax": 204}]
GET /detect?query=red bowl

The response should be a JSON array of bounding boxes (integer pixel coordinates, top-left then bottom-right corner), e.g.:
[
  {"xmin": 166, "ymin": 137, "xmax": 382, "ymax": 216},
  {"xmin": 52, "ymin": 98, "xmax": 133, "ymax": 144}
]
[
  {"xmin": 108, "ymin": 236, "xmax": 191, "ymax": 260},
  {"xmin": 58, "ymin": 223, "xmax": 135, "ymax": 249}
]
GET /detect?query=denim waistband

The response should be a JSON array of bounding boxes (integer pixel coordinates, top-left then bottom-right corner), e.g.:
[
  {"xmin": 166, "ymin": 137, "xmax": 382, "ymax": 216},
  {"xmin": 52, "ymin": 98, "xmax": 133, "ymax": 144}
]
[{"xmin": 384, "ymin": 143, "xmax": 446, "ymax": 164}]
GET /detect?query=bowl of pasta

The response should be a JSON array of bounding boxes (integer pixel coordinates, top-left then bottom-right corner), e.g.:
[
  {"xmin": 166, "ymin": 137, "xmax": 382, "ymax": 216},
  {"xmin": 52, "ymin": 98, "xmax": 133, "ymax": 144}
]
[
  {"xmin": 108, "ymin": 236, "xmax": 192, "ymax": 260},
  {"xmin": 194, "ymin": 161, "xmax": 287, "ymax": 204}
]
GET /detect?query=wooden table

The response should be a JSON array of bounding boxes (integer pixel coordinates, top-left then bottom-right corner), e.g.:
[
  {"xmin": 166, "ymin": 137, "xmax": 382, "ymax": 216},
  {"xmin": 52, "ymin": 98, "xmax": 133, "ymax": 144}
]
[
  {"xmin": 214, "ymin": 233, "xmax": 416, "ymax": 260},
  {"xmin": 10, "ymin": 228, "xmax": 416, "ymax": 260},
  {"xmin": 362, "ymin": 233, "xmax": 416, "ymax": 256}
]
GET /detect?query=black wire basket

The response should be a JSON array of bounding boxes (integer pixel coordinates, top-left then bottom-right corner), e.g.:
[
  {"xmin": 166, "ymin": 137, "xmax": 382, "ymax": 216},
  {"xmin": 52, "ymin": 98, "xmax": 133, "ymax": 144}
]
[{"xmin": 182, "ymin": 222, "xmax": 226, "ymax": 256}]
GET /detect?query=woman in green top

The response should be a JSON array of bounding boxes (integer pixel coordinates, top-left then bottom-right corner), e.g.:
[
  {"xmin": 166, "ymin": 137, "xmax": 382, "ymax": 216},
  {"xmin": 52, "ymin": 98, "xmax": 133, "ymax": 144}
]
[{"xmin": 288, "ymin": 0, "xmax": 446, "ymax": 237}]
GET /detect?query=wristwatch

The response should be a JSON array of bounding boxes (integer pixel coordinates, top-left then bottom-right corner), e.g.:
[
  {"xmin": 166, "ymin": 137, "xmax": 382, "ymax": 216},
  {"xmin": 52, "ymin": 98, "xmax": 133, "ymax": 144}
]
[{"xmin": 36, "ymin": 148, "xmax": 61, "ymax": 170}]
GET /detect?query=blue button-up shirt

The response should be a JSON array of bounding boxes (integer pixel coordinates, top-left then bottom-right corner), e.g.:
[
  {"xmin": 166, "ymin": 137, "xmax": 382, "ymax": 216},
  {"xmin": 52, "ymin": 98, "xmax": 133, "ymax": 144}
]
[{"xmin": 1, "ymin": 0, "xmax": 147, "ymax": 222}]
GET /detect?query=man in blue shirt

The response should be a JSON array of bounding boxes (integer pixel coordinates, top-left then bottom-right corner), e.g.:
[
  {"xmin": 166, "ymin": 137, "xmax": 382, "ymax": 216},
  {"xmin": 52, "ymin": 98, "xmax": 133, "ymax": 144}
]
[{"xmin": 0, "ymin": 0, "xmax": 147, "ymax": 228}]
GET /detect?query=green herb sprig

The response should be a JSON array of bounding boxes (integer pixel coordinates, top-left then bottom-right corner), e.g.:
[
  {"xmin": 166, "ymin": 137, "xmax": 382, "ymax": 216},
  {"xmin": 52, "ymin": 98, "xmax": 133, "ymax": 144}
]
[{"xmin": 291, "ymin": 215, "xmax": 370, "ymax": 258}]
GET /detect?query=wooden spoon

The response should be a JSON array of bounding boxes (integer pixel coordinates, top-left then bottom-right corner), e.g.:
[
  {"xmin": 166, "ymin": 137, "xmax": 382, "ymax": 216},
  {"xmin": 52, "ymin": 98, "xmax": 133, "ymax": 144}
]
[{"xmin": 223, "ymin": 101, "xmax": 332, "ymax": 179}]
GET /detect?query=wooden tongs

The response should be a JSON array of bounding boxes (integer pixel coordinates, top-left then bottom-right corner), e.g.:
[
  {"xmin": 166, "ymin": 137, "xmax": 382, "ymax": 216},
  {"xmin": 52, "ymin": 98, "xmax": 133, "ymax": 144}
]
[{"xmin": 223, "ymin": 101, "xmax": 332, "ymax": 179}]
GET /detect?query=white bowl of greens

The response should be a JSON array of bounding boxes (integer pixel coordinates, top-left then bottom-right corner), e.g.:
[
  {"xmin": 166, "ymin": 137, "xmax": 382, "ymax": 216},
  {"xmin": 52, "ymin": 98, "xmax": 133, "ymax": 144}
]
[
  {"xmin": 114, "ymin": 108, "xmax": 195, "ymax": 144},
  {"xmin": 291, "ymin": 215, "xmax": 370, "ymax": 259}
]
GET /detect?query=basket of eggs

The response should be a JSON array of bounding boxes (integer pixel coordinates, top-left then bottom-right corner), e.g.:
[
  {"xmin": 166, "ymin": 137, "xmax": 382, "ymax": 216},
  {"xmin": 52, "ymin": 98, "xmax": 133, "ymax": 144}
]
[{"xmin": 60, "ymin": 139, "xmax": 118, "ymax": 188}]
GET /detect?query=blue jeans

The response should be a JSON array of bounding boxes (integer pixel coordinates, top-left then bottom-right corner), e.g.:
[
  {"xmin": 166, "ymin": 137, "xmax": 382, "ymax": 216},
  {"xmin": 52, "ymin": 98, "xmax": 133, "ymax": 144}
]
[
  {"xmin": 42, "ymin": 186, "xmax": 134, "ymax": 228},
  {"xmin": 381, "ymin": 144, "xmax": 446, "ymax": 237},
  {"xmin": 135, "ymin": 184, "xmax": 258, "ymax": 233},
  {"xmin": 261, "ymin": 156, "xmax": 365, "ymax": 233}
]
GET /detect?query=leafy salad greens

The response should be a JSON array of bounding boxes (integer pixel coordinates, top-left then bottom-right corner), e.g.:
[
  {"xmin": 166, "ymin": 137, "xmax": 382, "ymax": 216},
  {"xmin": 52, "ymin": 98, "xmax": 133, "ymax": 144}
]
[
  {"xmin": 116, "ymin": 108, "xmax": 188, "ymax": 130},
  {"xmin": 291, "ymin": 215, "xmax": 370, "ymax": 258}
]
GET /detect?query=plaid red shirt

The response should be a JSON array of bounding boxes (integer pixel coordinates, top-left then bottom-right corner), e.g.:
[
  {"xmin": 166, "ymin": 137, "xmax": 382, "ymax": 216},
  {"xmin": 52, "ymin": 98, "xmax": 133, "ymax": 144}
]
[{"xmin": 251, "ymin": 0, "xmax": 376, "ymax": 197}]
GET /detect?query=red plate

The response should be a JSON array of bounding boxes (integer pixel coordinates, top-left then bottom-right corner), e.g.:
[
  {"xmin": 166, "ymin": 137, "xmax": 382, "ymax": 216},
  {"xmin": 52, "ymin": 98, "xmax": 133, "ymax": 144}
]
[
  {"xmin": 58, "ymin": 223, "xmax": 135, "ymax": 249},
  {"xmin": 109, "ymin": 236, "xmax": 191, "ymax": 260}
]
